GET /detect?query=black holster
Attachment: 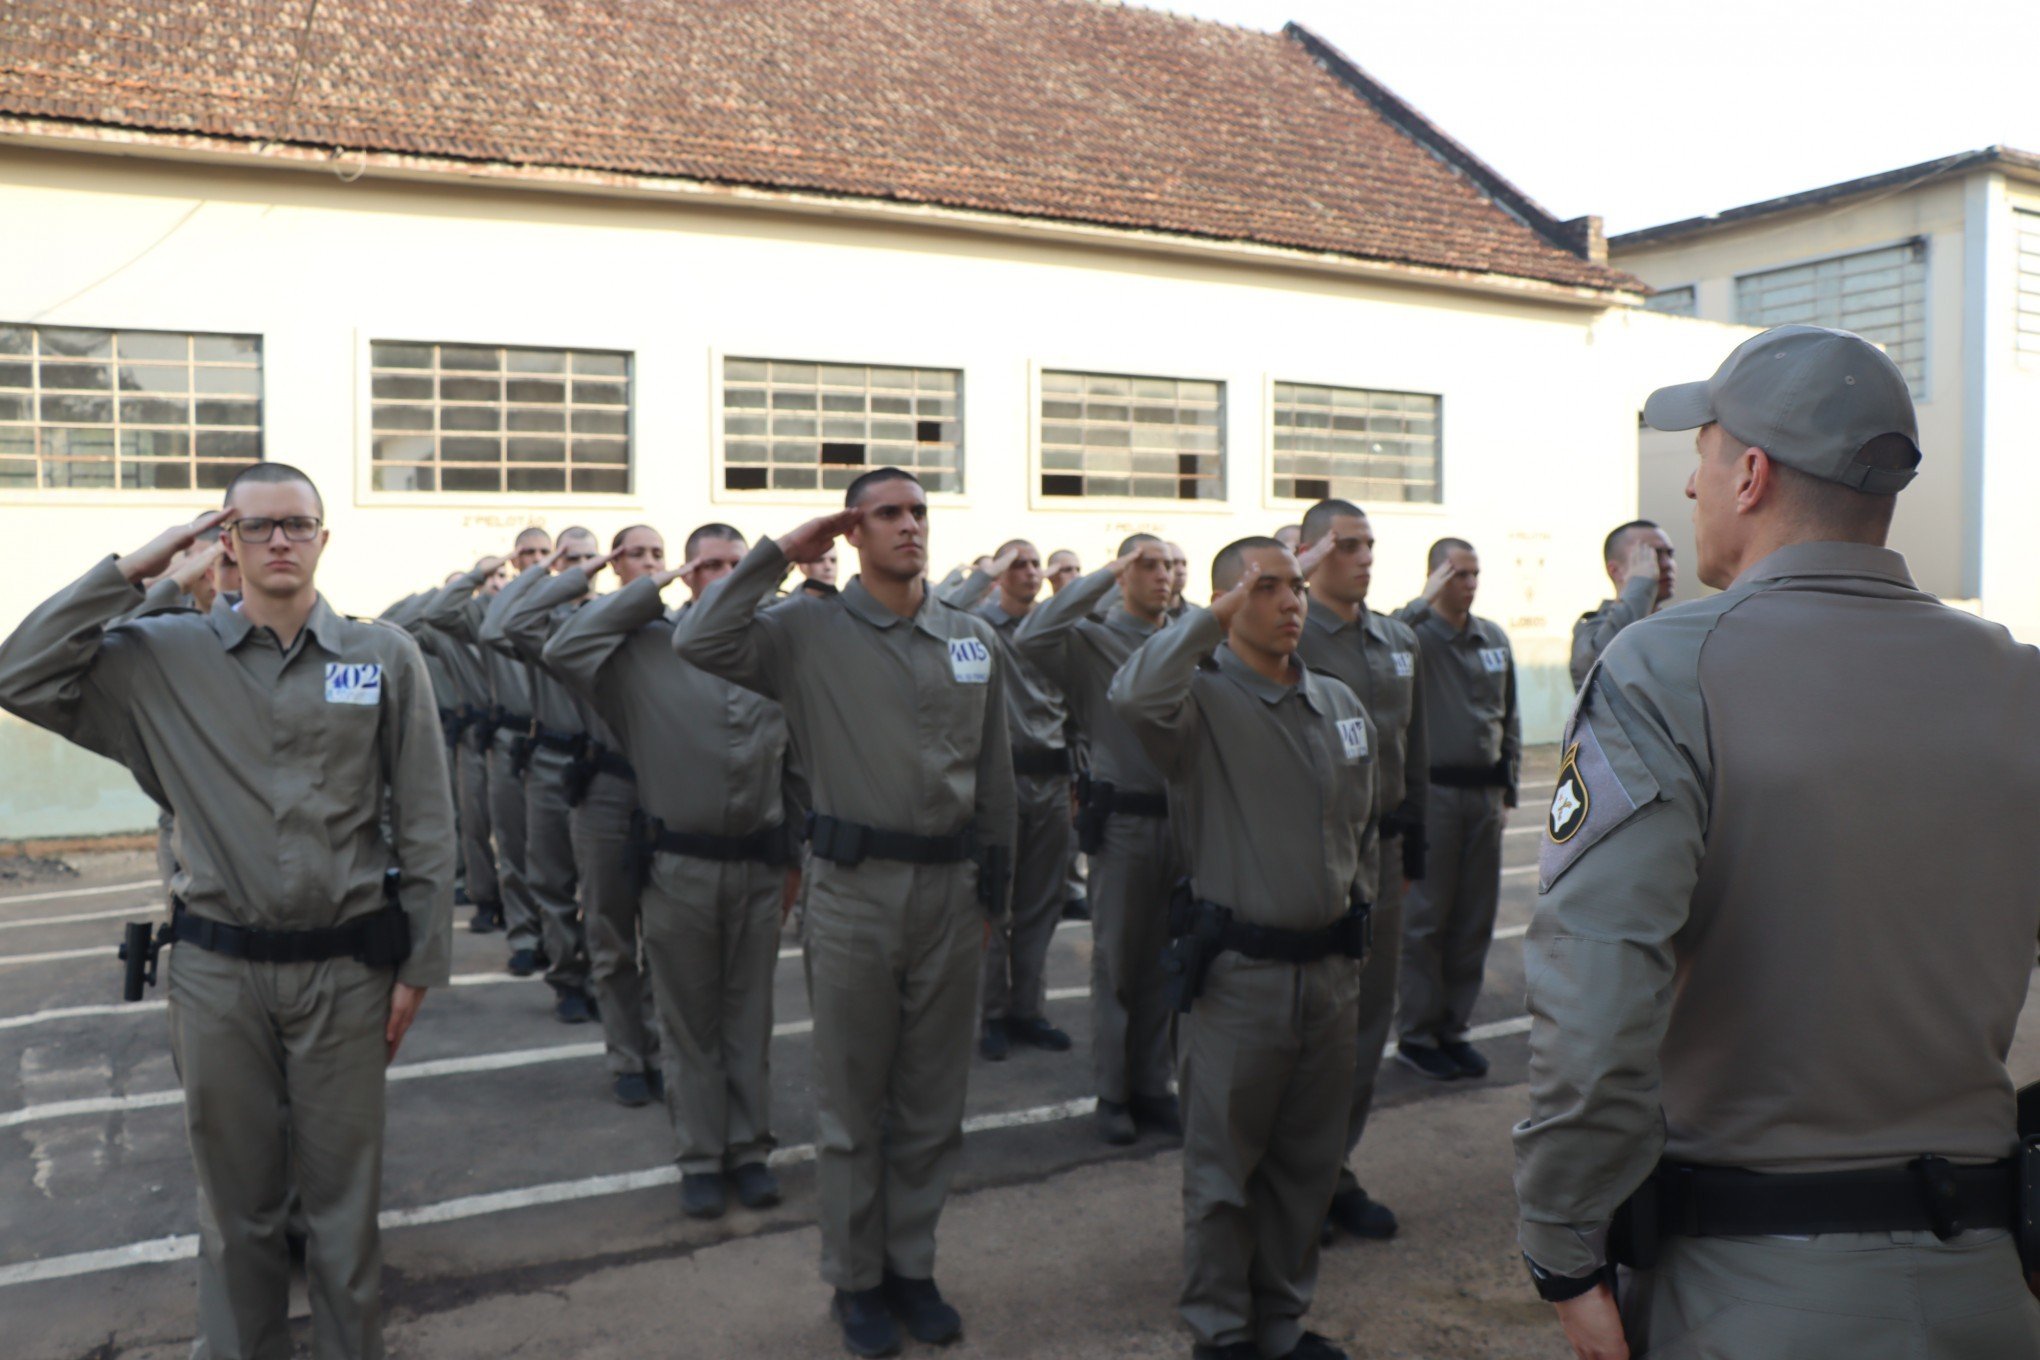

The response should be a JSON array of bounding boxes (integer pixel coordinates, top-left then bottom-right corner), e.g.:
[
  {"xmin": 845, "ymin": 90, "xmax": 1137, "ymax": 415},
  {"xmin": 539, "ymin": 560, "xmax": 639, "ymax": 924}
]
[
  {"xmin": 119, "ymin": 919, "xmax": 173, "ymax": 1002},
  {"xmin": 1075, "ymin": 778, "xmax": 1112, "ymax": 855},
  {"xmin": 2019, "ymin": 1081, "xmax": 2040, "ymax": 1271},
  {"xmin": 509, "ymin": 734, "xmax": 534, "ymax": 780},
  {"xmin": 975, "ymin": 842, "xmax": 1012, "ymax": 918},
  {"xmin": 562, "ymin": 744, "xmax": 598, "ymax": 807},
  {"xmin": 1161, "ymin": 883, "xmax": 1225, "ymax": 1014},
  {"xmin": 439, "ymin": 706, "xmax": 467, "ymax": 750},
  {"xmin": 470, "ymin": 706, "xmax": 503, "ymax": 753},
  {"xmin": 625, "ymin": 809, "xmax": 653, "ymax": 896}
]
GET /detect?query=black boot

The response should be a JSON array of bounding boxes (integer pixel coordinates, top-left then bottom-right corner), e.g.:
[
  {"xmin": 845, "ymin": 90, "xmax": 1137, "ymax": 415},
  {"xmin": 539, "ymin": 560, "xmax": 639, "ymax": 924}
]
[
  {"xmin": 881, "ymin": 1271, "xmax": 962, "ymax": 1345},
  {"xmin": 831, "ymin": 1288, "xmax": 901, "ymax": 1358}
]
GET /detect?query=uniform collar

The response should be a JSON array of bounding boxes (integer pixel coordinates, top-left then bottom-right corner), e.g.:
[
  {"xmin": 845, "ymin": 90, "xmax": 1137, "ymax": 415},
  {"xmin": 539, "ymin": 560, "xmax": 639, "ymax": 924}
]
[
  {"xmin": 207, "ymin": 592, "xmax": 344, "ymax": 655},
  {"xmin": 1104, "ymin": 602, "xmax": 1164, "ymax": 641},
  {"xmin": 1735, "ymin": 540, "xmax": 1916, "ymax": 589},
  {"xmin": 1215, "ymin": 642, "xmax": 1319, "ymax": 710},
  {"xmin": 977, "ymin": 596, "xmax": 1029, "ymax": 630},
  {"xmin": 843, "ymin": 575, "xmax": 953, "ymax": 640},
  {"xmin": 1305, "ymin": 596, "xmax": 1360, "ymax": 637}
]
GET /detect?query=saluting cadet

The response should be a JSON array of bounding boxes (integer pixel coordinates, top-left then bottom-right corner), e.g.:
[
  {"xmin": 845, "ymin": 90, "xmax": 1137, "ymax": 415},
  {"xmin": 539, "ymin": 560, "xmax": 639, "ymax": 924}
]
[
  {"xmin": 675, "ymin": 468, "xmax": 1014, "ymax": 1358},
  {"xmin": 423, "ymin": 528, "xmax": 550, "ymax": 972},
  {"xmin": 1568, "ymin": 521, "xmax": 1676, "ymax": 690},
  {"xmin": 1015, "ymin": 538, "xmax": 1183, "ymax": 1145},
  {"xmin": 483, "ymin": 530, "xmax": 601, "ymax": 1024},
  {"xmin": 547, "ymin": 522, "xmax": 803, "ymax": 1214},
  {"xmin": 0, "ymin": 464, "xmax": 454, "ymax": 1360},
  {"xmin": 1295, "ymin": 498, "xmax": 1428, "ymax": 1243},
  {"xmin": 1112, "ymin": 536, "xmax": 1376, "ymax": 1360},
  {"xmin": 1516, "ymin": 326, "xmax": 2040, "ymax": 1359},
  {"xmin": 404, "ymin": 568, "xmax": 502, "ymax": 934},
  {"xmin": 1394, "ymin": 539, "xmax": 1519, "ymax": 1081}
]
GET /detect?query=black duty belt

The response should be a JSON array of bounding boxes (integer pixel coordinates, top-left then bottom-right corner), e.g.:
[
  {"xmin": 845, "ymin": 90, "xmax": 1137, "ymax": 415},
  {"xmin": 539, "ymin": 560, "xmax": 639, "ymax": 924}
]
[
  {"xmin": 1643, "ymin": 1158, "xmax": 2016, "ymax": 1241},
  {"xmin": 1429, "ymin": 762, "xmax": 1510, "ymax": 789},
  {"xmin": 494, "ymin": 710, "xmax": 533, "ymax": 738},
  {"xmin": 807, "ymin": 813, "xmax": 975, "ymax": 868},
  {"xmin": 1012, "ymin": 747, "xmax": 1073, "ymax": 780},
  {"xmin": 1084, "ymin": 781, "xmax": 1167, "ymax": 817},
  {"xmin": 655, "ymin": 823, "xmax": 792, "ymax": 867},
  {"xmin": 591, "ymin": 749, "xmax": 635, "ymax": 781},
  {"xmin": 169, "ymin": 903, "xmax": 413, "ymax": 970},
  {"xmin": 531, "ymin": 726, "xmax": 584, "ymax": 755},
  {"xmin": 1204, "ymin": 900, "xmax": 1372, "ymax": 964}
]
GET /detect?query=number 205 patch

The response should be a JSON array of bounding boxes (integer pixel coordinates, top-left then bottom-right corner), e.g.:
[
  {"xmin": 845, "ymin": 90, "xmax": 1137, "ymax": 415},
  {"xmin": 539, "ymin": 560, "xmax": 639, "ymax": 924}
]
[{"xmin": 947, "ymin": 638, "xmax": 991, "ymax": 684}]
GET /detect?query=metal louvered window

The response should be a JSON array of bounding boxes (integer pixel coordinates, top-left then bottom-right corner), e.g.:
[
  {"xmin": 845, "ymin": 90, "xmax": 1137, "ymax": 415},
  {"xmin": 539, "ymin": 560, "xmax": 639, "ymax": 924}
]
[
  {"xmin": 369, "ymin": 341, "xmax": 631, "ymax": 495},
  {"xmin": 2015, "ymin": 210, "xmax": 2040, "ymax": 358},
  {"xmin": 1271, "ymin": 382, "xmax": 1441, "ymax": 504},
  {"xmin": 721, "ymin": 359, "xmax": 962, "ymax": 493},
  {"xmin": 1734, "ymin": 241, "xmax": 1927, "ymax": 394},
  {"xmin": 1039, "ymin": 370, "xmax": 1224, "ymax": 500},
  {"xmin": 1644, "ymin": 286, "xmax": 1697, "ymax": 317},
  {"xmin": 0, "ymin": 325, "xmax": 262, "ymax": 490}
]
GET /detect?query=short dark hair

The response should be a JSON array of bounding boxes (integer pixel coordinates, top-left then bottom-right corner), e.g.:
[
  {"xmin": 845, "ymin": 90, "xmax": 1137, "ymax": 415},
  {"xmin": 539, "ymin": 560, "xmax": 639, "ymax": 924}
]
[
  {"xmin": 1427, "ymin": 537, "xmax": 1474, "ymax": 572},
  {"xmin": 1117, "ymin": 532, "xmax": 1162, "ymax": 558},
  {"xmin": 514, "ymin": 525, "xmax": 552, "ymax": 549},
  {"xmin": 1601, "ymin": 520, "xmax": 1657, "ymax": 564},
  {"xmin": 221, "ymin": 462, "xmax": 323, "ymax": 517},
  {"xmin": 996, "ymin": 538, "xmax": 1036, "ymax": 560},
  {"xmin": 1300, "ymin": 498, "xmax": 1365, "ymax": 547},
  {"xmin": 557, "ymin": 524, "xmax": 597, "ymax": 546},
  {"xmin": 1211, "ymin": 535, "xmax": 1288, "ymax": 595},
  {"xmin": 684, "ymin": 522, "xmax": 746, "ymax": 559},
  {"xmin": 611, "ymin": 523, "xmax": 658, "ymax": 551},
  {"xmin": 845, "ymin": 467, "xmax": 922, "ymax": 508}
]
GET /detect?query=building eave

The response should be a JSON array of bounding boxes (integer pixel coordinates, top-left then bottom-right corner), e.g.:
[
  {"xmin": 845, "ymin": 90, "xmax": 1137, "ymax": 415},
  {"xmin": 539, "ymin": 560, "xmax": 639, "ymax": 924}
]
[{"xmin": 0, "ymin": 116, "xmax": 1644, "ymax": 310}]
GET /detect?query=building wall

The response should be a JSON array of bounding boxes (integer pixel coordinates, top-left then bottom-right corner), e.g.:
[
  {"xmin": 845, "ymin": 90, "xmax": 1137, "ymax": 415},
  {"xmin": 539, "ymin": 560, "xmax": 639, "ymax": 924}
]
[
  {"xmin": 0, "ymin": 148, "xmax": 1743, "ymax": 835},
  {"xmin": 1612, "ymin": 179, "xmax": 1975, "ymax": 603}
]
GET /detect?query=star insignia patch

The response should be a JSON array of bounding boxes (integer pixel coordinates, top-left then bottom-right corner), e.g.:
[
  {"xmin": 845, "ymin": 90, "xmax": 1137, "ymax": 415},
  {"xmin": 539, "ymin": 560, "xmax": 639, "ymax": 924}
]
[{"xmin": 1548, "ymin": 744, "xmax": 1589, "ymax": 844}]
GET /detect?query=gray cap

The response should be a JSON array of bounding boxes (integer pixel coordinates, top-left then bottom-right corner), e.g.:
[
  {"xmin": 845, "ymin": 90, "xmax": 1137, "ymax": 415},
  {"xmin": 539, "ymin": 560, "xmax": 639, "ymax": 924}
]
[{"xmin": 1643, "ymin": 324, "xmax": 1921, "ymax": 493}]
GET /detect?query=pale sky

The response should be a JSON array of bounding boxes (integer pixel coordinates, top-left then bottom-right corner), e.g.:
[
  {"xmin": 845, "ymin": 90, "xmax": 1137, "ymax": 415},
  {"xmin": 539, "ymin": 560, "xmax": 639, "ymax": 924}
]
[{"xmin": 1150, "ymin": 0, "xmax": 2040, "ymax": 236}]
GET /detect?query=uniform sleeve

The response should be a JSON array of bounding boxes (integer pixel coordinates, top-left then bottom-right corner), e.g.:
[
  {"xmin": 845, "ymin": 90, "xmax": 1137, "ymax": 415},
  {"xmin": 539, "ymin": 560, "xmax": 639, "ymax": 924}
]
[
  {"xmin": 974, "ymin": 630, "xmax": 1018, "ymax": 897},
  {"xmin": 1107, "ymin": 604, "xmax": 1220, "ymax": 780},
  {"xmin": 1014, "ymin": 564, "xmax": 1118, "ymax": 691},
  {"xmin": 126, "ymin": 576, "xmax": 190, "ymax": 621},
  {"xmin": 1569, "ymin": 576, "xmax": 1656, "ymax": 690},
  {"xmin": 1502, "ymin": 636, "xmax": 1522, "ymax": 808},
  {"xmin": 1402, "ymin": 631, "xmax": 1430, "ymax": 811},
  {"xmin": 495, "ymin": 568, "xmax": 589, "ymax": 666},
  {"xmin": 1393, "ymin": 598, "xmax": 1433, "ymax": 626},
  {"xmin": 1512, "ymin": 659, "xmax": 1709, "ymax": 1279},
  {"xmin": 421, "ymin": 569, "xmax": 488, "ymax": 643},
  {"xmin": 0, "ymin": 555, "xmax": 152, "ymax": 764},
  {"xmin": 672, "ymin": 538, "xmax": 795, "ymax": 700},
  {"xmin": 478, "ymin": 564, "xmax": 549, "ymax": 661},
  {"xmin": 378, "ymin": 632, "xmax": 458, "ymax": 988},
  {"xmin": 936, "ymin": 566, "xmax": 994, "ymax": 611},
  {"xmin": 542, "ymin": 575, "xmax": 661, "ymax": 721}
]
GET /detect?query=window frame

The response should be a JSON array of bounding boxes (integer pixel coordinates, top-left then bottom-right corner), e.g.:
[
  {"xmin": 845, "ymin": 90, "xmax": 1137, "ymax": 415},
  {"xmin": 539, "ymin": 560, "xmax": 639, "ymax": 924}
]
[
  {"xmin": 1642, "ymin": 284, "xmax": 1699, "ymax": 318},
  {"xmin": 1027, "ymin": 360, "xmax": 1235, "ymax": 514},
  {"xmin": 0, "ymin": 320, "xmax": 266, "ymax": 505},
  {"xmin": 1730, "ymin": 236, "xmax": 1931, "ymax": 400},
  {"xmin": 354, "ymin": 327, "xmax": 646, "ymax": 509},
  {"xmin": 1263, "ymin": 377, "xmax": 1445, "ymax": 510}
]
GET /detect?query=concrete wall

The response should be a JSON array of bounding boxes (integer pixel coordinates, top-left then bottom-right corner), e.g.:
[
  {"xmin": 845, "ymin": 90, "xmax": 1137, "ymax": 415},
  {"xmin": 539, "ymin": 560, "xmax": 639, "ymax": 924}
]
[
  {"xmin": 1612, "ymin": 178, "xmax": 1974, "ymax": 602},
  {"xmin": 1, "ymin": 147, "xmax": 1743, "ymax": 834}
]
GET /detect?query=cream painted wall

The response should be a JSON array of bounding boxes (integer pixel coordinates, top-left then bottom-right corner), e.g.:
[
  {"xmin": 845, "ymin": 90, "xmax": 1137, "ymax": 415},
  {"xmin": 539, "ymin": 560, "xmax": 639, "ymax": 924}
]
[
  {"xmin": 1613, "ymin": 179, "xmax": 1973, "ymax": 601},
  {"xmin": 0, "ymin": 148, "xmax": 1744, "ymax": 834}
]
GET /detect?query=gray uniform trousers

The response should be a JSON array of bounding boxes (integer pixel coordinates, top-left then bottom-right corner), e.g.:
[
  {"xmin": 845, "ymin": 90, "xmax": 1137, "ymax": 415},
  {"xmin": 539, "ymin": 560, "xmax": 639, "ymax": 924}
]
[
  {"xmin": 523, "ymin": 746, "xmax": 591, "ymax": 994},
  {"xmin": 170, "ymin": 944, "xmax": 392, "ymax": 1360},
  {"xmin": 981, "ymin": 771, "xmax": 1072, "ymax": 1024},
  {"xmin": 486, "ymin": 734, "xmax": 537, "ymax": 952},
  {"xmin": 457, "ymin": 741, "xmax": 499, "ymax": 906},
  {"xmin": 1397, "ymin": 784, "xmax": 1503, "ymax": 1048},
  {"xmin": 1620, "ymin": 1231, "xmax": 2040, "ymax": 1358},
  {"xmin": 572, "ymin": 769, "xmax": 657, "ymax": 1075},
  {"xmin": 1180, "ymin": 953, "xmax": 1359, "ymax": 1356},
  {"xmin": 803, "ymin": 858, "xmax": 980, "ymax": 1291},
  {"xmin": 1090, "ymin": 811, "xmax": 1177, "ymax": 1104},
  {"xmin": 1336, "ymin": 837, "xmax": 1404, "ymax": 1196},
  {"xmin": 642, "ymin": 850, "xmax": 781, "ymax": 1174}
]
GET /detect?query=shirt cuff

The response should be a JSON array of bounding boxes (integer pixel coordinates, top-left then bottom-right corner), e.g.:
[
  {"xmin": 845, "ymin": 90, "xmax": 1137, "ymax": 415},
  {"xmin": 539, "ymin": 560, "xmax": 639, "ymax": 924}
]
[{"xmin": 1518, "ymin": 1219, "xmax": 1609, "ymax": 1278}]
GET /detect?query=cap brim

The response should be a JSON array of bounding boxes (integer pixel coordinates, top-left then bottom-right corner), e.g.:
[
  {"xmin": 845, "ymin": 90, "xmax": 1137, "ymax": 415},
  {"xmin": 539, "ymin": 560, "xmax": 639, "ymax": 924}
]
[{"xmin": 1643, "ymin": 380, "xmax": 1714, "ymax": 432}]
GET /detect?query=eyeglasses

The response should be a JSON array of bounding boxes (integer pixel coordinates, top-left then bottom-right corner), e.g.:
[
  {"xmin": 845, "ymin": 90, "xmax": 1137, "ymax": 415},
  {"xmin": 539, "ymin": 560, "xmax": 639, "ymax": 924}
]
[{"xmin": 231, "ymin": 516, "xmax": 324, "ymax": 543}]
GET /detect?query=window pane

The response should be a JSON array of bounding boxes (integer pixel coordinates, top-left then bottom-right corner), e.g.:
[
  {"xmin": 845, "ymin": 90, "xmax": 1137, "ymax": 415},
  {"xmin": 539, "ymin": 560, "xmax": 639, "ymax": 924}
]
[
  {"xmin": 1735, "ymin": 243, "xmax": 1927, "ymax": 393},
  {"xmin": 193, "ymin": 334, "xmax": 260, "ymax": 363},
  {"xmin": 193, "ymin": 366, "xmax": 261, "ymax": 396},
  {"xmin": 41, "ymin": 363, "xmax": 111, "ymax": 391},
  {"xmin": 118, "ymin": 332, "xmax": 188, "ymax": 362},
  {"xmin": 121, "ymin": 397, "xmax": 190, "ymax": 425},
  {"xmin": 41, "ymin": 394, "xmax": 112, "ymax": 422},
  {"xmin": 196, "ymin": 431, "xmax": 262, "ymax": 460},
  {"xmin": 1038, "ymin": 370, "xmax": 1223, "ymax": 499},
  {"xmin": 195, "ymin": 400, "xmax": 261, "ymax": 427},
  {"xmin": 369, "ymin": 340, "xmax": 632, "ymax": 495},
  {"xmin": 722, "ymin": 358, "xmax": 964, "ymax": 491},
  {"xmin": 122, "ymin": 460, "xmax": 191, "ymax": 489},
  {"xmin": 374, "ymin": 464, "xmax": 437, "ymax": 492},
  {"xmin": 43, "ymin": 458, "xmax": 115, "ymax": 487},
  {"xmin": 41, "ymin": 328, "xmax": 111, "ymax": 358},
  {"xmin": 572, "ymin": 467, "xmax": 628, "ymax": 494},
  {"xmin": 1269, "ymin": 382, "xmax": 1441, "ymax": 505}
]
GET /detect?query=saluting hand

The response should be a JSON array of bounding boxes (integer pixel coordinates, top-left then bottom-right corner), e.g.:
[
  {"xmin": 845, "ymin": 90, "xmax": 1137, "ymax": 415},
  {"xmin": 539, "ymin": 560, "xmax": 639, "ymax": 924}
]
[
  {"xmin": 1626, "ymin": 538, "xmax": 1663, "ymax": 588},
  {"xmin": 116, "ymin": 509, "xmax": 237, "ymax": 586},
  {"xmin": 471, "ymin": 554, "xmax": 508, "ymax": 580},
  {"xmin": 1210, "ymin": 565, "xmax": 1266, "ymax": 631},
  {"xmin": 779, "ymin": 507, "xmax": 864, "ymax": 564},
  {"xmin": 1108, "ymin": 543, "xmax": 1167, "ymax": 578},
  {"xmin": 168, "ymin": 540, "xmax": 228, "ymax": 593},
  {"xmin": 1420, "ymin": 558, "xmax": 1456, "ymax": 605},
  {"xmin": 1295, "ymin": 532, "xmax": 1335, "ymax": 579},
  {"xmin": 987, "ymin": 544, "xmax": 1021, "ymax": 577},
  {"xmin": 1554, "ymin": 1284, "xmax": 1628, "ymax": 1360},
  {"xmin": 583, "ymin": 546, "xmax": 623, "ymax": 580}
]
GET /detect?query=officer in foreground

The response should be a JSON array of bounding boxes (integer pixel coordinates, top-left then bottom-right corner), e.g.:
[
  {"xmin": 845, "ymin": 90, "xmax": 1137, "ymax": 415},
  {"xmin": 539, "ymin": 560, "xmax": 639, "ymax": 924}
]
[
  {"xmin": 675, "ymin": 468, "xmax": 1015, "ymax": 1358},
  {"xmin": 1568, "ymin": 521, "xmax": 1675, "ymax": 689},
  {"xmin": 1515, "ymin": 324, "xmax": 2040, "ymax": 1358},
  {"xmin": 0, "ymin": 464, "xmax": 454, "ymax": 1360},
  {"xmin": 1112, "ymin": 536, "xmax": 1376, "ymax": 1360},
  {"xmin": 1296, "ymin": 498, "xmax": 1428, "ymax": 1242}
]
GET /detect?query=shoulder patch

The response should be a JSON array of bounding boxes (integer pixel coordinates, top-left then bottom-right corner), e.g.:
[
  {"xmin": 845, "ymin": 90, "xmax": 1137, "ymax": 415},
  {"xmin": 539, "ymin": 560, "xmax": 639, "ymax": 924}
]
[{"xmin": 1537, "ymin": 700, "xmax": 1660, "ymax": 892}]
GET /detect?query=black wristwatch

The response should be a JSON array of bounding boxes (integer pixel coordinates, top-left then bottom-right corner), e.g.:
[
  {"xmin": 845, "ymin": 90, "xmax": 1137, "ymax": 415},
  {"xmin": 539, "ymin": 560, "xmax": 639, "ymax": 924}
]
[{"xmin": 1524, "ymin": 1254, "xmax": 1606, "ymax": 1303}]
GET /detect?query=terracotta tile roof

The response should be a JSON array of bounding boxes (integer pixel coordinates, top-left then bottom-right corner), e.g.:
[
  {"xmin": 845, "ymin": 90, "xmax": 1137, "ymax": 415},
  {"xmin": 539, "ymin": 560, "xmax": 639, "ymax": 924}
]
[{"xmin": 0, "ymin": 0, "xmax": 1638, "ymax": 292}]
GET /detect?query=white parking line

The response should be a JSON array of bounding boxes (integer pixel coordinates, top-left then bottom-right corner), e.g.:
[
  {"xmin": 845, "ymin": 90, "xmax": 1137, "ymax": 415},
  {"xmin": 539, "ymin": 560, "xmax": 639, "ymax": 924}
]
[
  {"xmin": 0, "ymin": 1013, "xmax": 1540, "ymax": 1289},
  {"xmin": 0, "ymin": 945, "xmax": 109, "ymax": 968},
  {"xmin": 776, "ymin": 915, "xmax": 1086, "ymax": 962},
  {"xmin": 0, "ymin": 905, "xmax": 155, "ymax": 932},
  {"xmin": 0, "ymin": 879, "xmax": 158, "ymax": 907}
]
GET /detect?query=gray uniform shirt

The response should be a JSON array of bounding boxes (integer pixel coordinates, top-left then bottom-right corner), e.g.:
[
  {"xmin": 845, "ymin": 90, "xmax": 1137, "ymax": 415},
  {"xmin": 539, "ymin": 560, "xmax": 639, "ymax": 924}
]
[
  {"xmin": 403, "ymin": 584, "xmax": 491, "ymax": 715},
  {"xmin": 488, "ymin": 567, "xmax": 632, "ymax": 754},
  {"xmin": 975, "ymin": 596, "xmax": 1068, "ymax": 756},
  {"xmin": 0, "ymin": 557, "xmax": 457, "ymax": 987},
  {"xmin": 481, "ymin": 566, "xmax": 586, "ymax": 738},
  {"xmin": 1514, "ymin": 541, "xmax": 2040, "ymax": 1276},
  {"xmin": 1298, "ymin": 596, "xmax": 1428, "ymax": 819},
  {"xmin": 674, "ymin": 539, "xmax": 1015, "ymax": 859},
  {"xmin": 1568, "ymin": 572, "xmax": 1658, "ymax": 691},
  {"xmin": 1395, "ymin": 599, "xmax": 1520, "ymax": 804},
  {"xmin": 1109, "ymin": 607, "xmax": 1376, "ymax": 929},
  {"xmin": 1013, "ymin": 565, "xmax": 1167, "ymax": 793},
  {"xmin": 544, "ymin": 575, "xmax": 801, "ymax": 837},
  {"xmin": 423, "ymin": 568, "xmax": 531, "ymax": 721}
]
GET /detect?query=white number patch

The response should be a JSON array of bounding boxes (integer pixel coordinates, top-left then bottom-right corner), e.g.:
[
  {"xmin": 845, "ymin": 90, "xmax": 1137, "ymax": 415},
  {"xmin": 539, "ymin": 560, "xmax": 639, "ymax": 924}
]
[
  {"xmin": 947, "ymin": 638, "xmax": 992, "ymax": 684},
  {"xmin": 1391, "ymin": 651, "xmax": 1414, "ymax": 678},
  {"xmin": 1479, "ymin": 647, "xmax": 1509, "ymax": 674},
  {"xmin": 1336, "ymin": 717, "xmax": 1370, "ymax": 760},
  {"xmin": 325, "ymin": 662, "xmax": 383, "ymax": 706}
]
